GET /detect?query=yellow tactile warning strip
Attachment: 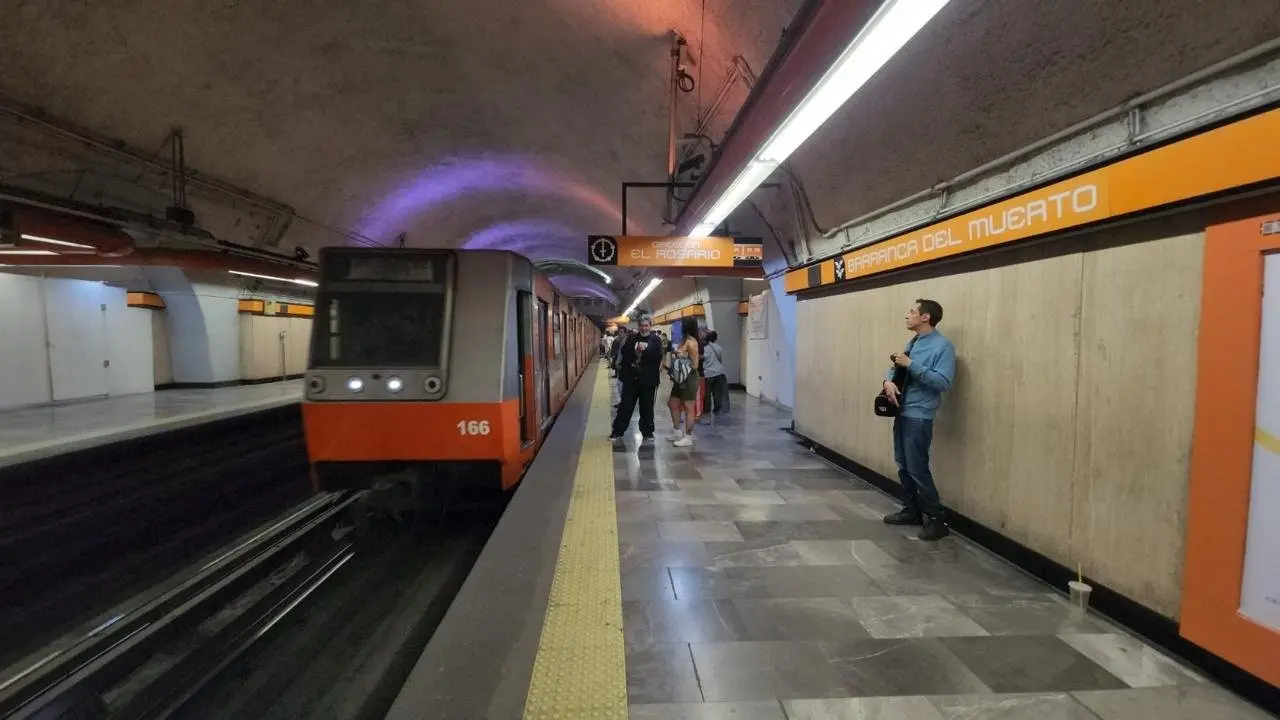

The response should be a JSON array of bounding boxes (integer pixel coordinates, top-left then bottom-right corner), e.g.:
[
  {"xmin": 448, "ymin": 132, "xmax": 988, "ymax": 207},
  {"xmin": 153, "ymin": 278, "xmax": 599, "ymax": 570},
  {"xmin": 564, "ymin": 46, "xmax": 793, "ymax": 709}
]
[
  {"xmin": 523, "ymin": 369, "xmax": 627, "ymax": 719},
  {"xmin": 1258, "ymin": 427, "xmax": 1280, "ymax": 457}
]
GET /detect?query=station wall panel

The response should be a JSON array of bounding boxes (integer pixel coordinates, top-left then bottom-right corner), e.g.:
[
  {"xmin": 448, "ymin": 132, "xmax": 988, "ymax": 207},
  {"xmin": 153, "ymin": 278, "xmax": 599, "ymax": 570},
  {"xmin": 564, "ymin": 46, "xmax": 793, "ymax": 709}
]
[{"xmin": 795, "ymin": 220, "xmax": 1205, "ymax": 618}]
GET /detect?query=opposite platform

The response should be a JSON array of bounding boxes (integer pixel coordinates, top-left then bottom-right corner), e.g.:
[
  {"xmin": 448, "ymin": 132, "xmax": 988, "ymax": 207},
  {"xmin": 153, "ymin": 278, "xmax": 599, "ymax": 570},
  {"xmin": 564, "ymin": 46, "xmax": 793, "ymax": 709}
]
[{"xmin": 0, "ymin": 381, "xmax": 302, "ymax": 469}]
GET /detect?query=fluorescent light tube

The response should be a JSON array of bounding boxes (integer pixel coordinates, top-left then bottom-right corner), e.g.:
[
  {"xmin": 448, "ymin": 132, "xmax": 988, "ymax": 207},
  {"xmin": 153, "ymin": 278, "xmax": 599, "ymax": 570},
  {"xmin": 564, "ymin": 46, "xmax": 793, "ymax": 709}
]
[
  {"xmin": 623, "ymin": 277, "xmax": 663, "ymax": 317},
  {"xmin": 689, "ymin": 0, "xmax": 950, "ymax": 233},
  {"xmin": 229, "ymin": 270, "xmax": 319, "ymax": 287},
  {"xmin": 21, "ymin": 233, "xmax": 96, "ymax": 250}
]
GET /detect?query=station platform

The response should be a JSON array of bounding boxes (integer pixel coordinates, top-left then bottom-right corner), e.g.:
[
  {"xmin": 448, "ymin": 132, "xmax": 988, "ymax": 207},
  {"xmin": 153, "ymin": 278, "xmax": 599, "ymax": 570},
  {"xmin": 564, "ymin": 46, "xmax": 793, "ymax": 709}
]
[
  {"xmin": 0, "ymin": 380, "xmax": 303, "ymax": 469},
  {"xmin": 387, "ymin": 365, "xmax": 1273, "ymax": 720}
]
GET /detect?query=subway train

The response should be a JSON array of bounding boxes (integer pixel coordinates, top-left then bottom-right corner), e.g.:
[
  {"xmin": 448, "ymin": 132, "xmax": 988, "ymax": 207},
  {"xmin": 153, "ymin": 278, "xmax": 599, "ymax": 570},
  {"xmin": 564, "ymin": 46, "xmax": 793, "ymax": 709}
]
[{"xmin": 300, "ymin": 247, "xmax": 598, "ymax": 508}]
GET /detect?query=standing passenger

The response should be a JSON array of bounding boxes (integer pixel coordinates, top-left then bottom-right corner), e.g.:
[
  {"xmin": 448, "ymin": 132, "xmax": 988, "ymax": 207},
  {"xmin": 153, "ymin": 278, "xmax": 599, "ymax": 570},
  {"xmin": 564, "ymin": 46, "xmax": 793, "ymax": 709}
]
[
  {"xmin": 666, "ymin": 317, "xmax": 701, "ymax": 447},
  {"xmin": 881, "ymin": 299, "xmax": 956, "ymax": 542},
  {"xmin": 701, "ymin": 331, "xmax": 728, "ymax": 416},
  {"xmin": 610, "ymin": 316, "xmax": 663, "ymax": 442}
]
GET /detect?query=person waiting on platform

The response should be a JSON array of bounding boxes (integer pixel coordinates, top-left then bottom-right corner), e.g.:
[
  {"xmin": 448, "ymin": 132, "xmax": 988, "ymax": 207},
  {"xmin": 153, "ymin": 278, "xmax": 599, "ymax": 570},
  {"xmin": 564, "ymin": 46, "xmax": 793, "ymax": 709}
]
[
  {"xmin": 701, "ymin": 330, "xmax": 729, "ymax": 417},
  {"xmin": 609, "ymin": 317, "xmax": 663, "ymax": 442},
  {"xmin": 881, "ymin": 298, "xmax": 956, "ymax": 542},
  {"xmin": 666, "ymin": 317, "xmax": 701, "ymax": 447}
]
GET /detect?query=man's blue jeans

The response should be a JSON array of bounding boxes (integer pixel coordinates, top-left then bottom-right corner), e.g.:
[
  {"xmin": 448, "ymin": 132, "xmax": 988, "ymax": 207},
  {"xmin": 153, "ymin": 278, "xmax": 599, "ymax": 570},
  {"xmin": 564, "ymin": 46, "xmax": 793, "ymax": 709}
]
[{"xmin": 893, "ymin": 416, "xmax": 945, "ymax": 520}]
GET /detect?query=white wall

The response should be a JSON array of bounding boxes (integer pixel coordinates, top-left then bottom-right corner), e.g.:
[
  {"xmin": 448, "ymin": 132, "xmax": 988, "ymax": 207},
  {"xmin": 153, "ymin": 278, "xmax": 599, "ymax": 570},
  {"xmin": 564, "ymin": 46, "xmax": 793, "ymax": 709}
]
[
  {"xmin": 0, "ymin": 273, "xmax": 52, "ymax": 408},
  {"xmin": 0, "ymin": 272, "xmax": 155, "ymax": 409},
  {"xmin": 745, "ymin": 287, "xmax": 795, "ymax": 409},
  {"xmin": 161, "ymin": 282, "xmax": 241, "ymax": 384}
]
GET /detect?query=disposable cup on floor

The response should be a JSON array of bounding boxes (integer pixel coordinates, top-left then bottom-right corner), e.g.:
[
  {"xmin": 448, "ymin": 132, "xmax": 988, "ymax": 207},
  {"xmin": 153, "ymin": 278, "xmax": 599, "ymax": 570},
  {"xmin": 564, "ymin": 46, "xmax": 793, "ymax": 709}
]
[{"xmin": 1068, "ymin": 580, "xmax": 1093, "ymax": 613}]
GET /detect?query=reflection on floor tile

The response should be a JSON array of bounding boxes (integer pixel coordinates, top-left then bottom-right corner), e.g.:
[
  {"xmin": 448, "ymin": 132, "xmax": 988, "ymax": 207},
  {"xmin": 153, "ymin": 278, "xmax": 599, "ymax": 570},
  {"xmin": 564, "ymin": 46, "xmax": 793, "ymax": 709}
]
[
  {"xmin": 626, "ymin": 643, "xmax": 703, "ymax": 703},
  {"xmin": 929, "ymin": 692, "xmax": 1100, "ymax": 720},
  {"xmin": 691, "ymin": 641, "xmax": 848, "ymax": 702},
  {"xmin": 671, "ymin": 565, "xmax": 884, "ymax": 600},
  {"xmin": 1057, "ymin": 634, "xmax": 1203, "ymax": 688},
  {"xmin": 607, "ymin": 389, "xmax": 1259, "ymax": 717},
  {"xmin": 940, "ymin": 635, "xmax": 1128, "ymax": 693},
  {"xmin": 945, "ymin": 593, "xmax": 1116, "ymax": 636},
  {"xmin": 623, "ymin": 598, "xmax": 742, "ymax": 649},
  {"xmin": 619, "ymin": 540, "xmax": 713, "ymax": 569},
  {"xmin": 659, "ymin": 520, "xmax": 746, "ymax": 542},
  {"xmin": 705, "ymin": 538, "xmax": 807, "ymax": 567},
  {"xmin": 822, "ymin": 638, "xmax": 992, "ymax": 697},
  {"xmin": 1073, "ymin": 684, "xmax": 1275, "ymax": 720},
  {"xmin": 785, "ymin": 696, "xmax": 944, "ymax": 719},
  {"xmin": 848, "ymin": 595, "xmax": 990, "ymax": 639},
  {"xmin": 628, "ymin": 701, "xmax": 787, "ymax": 720},
  {"xmin": 789, "ymin": 539, "xmax": 901, "ymax": 567},
  {"xmin": 730, "ymin": 597, "xmax": 872, "ymax": 642}
]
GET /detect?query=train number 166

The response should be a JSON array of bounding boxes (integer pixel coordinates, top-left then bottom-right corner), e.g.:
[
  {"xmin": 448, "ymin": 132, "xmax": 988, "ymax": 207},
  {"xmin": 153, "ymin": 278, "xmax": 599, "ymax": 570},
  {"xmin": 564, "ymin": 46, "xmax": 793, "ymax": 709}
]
[{"xmin": 457, "ymin": 420, "xmax": 492, "ymax": 436}]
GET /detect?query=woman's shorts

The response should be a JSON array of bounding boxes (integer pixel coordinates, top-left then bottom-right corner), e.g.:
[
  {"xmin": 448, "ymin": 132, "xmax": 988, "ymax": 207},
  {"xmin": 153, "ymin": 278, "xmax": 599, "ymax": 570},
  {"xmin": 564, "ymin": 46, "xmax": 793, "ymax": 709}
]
[{"xmin": 670, "ymin": 377, "xmax": 698, "ymax": 402}]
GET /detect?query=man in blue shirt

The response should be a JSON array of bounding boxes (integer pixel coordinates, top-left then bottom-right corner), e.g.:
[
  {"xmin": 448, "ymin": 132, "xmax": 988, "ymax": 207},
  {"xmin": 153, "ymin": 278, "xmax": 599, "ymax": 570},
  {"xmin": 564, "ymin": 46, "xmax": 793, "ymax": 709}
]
[{"xmin": 882, "ymin": 299, "xmax": 956, "ymax": 542}]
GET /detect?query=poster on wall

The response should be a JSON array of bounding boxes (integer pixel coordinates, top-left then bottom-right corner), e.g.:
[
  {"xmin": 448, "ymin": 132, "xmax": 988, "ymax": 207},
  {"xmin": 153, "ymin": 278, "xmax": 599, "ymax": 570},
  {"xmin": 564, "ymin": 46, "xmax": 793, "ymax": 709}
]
[
  {"xmin": 748, "ymin": 293, "xmax": 768, "ymax": 340},
  {"xmin": 1240, "ymin": 252, "xmax": 1280, "ymax": 631}
]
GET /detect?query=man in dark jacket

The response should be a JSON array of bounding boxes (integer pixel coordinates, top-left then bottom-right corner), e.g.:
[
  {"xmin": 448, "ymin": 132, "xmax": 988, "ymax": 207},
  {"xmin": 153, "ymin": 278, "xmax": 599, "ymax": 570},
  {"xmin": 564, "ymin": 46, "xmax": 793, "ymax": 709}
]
[{"xmin": 610, "ymin": 315, "xmax": 664, "ymax": 441}]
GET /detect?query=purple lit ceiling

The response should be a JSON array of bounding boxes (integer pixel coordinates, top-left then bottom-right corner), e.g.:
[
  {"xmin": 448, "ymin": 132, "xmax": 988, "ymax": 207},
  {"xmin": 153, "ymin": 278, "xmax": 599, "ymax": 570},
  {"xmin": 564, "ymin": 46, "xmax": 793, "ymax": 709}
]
[
  {"xmin": 0, "ymin": 0, "xmax": 804, "ymax": 302},
  {"xmin": 2, "ymin": 0, "xmax": 1270, "ymax": 309}
]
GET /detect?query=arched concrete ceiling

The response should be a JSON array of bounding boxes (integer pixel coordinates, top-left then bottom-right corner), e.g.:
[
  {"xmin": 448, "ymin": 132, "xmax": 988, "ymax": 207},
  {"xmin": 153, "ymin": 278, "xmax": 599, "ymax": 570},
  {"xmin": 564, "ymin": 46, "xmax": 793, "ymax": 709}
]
[
  {"xmin": 0, "ymin": 0, "xmax": 803, "ymax": 300},
  {"xmin": 746, "ymin": 0, "xmax": 1280, "ymax": 255},
  {"xmin": 5, "ymin": 1, "xmax": 1278, "ymax": 306}
]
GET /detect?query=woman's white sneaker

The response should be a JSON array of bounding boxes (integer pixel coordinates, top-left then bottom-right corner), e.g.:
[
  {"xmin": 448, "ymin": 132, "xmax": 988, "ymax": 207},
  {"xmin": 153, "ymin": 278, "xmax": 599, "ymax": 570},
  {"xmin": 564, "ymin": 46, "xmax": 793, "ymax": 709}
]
[
  {"xmin": 673, "ymin": 436, "xmax": 694, "ymax": 447},
  {"xmin": 667, "ymin": 431, "xmax": 684, "ymax": 442}
]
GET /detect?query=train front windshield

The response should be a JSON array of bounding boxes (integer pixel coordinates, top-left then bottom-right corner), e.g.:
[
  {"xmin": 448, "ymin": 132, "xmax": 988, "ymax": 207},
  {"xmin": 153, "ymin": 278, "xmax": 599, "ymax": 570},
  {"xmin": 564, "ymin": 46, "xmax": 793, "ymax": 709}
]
[{"xmin": 311, "ymin": 252, "xmax": 450, "ymax": 368}]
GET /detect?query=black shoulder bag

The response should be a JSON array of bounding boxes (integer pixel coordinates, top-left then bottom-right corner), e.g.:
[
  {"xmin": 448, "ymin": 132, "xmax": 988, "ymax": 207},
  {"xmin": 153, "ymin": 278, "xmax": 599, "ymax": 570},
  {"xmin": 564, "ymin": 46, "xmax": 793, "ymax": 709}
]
[{"xmin": 874, "ymin": 336, "xmax": 918, "ymax": 417}]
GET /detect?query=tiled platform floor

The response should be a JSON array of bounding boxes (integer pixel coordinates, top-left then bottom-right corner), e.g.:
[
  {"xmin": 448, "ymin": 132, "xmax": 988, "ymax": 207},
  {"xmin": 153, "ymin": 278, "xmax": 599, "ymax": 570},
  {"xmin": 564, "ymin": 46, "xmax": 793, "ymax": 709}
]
[
  {"xmin": 611, "ymin": 387, "xmax": 1274, "ymax": 719},
  {"xmin": 0, "ymin": 380, "xmax": 302, "ymax": 468}
]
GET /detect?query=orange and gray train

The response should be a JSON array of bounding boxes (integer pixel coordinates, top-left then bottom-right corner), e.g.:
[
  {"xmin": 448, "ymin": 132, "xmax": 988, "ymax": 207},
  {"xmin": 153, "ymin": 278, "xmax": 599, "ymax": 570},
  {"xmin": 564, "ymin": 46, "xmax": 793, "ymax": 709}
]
[{"xmin": 301, "ymin": 247, "xmax": 598, "ymax": 494}]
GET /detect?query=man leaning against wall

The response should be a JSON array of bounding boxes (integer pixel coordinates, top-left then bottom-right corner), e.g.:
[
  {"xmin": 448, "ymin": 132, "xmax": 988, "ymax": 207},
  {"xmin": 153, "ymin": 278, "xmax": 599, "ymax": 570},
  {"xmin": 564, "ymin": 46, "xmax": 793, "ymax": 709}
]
[{"xmin": 881, "ymin": 298, "xmax": 956, "ymax": 542}]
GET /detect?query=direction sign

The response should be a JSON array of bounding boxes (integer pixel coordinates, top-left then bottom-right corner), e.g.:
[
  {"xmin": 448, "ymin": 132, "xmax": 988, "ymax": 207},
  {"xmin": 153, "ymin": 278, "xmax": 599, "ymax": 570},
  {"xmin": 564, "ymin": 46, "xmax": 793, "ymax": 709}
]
[{"xmin": 588, "ymin": 235, "xmax": 764, "ymax": 269}]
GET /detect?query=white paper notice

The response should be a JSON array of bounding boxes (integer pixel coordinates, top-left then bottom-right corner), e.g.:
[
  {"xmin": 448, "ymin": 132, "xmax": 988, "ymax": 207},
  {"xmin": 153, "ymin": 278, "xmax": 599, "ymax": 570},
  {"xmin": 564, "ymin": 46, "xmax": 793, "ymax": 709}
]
[{"xmin": 1240, "ymin": 253, "xmax": 1280, "ymax": 631}]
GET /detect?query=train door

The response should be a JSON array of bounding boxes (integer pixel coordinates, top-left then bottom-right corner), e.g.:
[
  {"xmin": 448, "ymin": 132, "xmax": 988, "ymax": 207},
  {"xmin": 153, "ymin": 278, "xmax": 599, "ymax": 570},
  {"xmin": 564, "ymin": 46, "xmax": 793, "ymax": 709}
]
[
  {"xmin": 517, "ymin": 291, "xmax": 534, "ymax": 445},
  {"xmin": 538, "ymin": 298, "xmax": 551, "ymax": 423}
]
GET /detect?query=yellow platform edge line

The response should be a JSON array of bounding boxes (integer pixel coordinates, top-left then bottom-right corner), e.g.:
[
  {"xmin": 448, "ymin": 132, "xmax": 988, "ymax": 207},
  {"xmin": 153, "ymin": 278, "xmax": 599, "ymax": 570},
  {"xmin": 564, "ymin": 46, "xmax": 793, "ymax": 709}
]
[
  {"xmin": 1258, "ymin": 426, "xmax": 1280, "ymax": 458},
  {"xmin": 523, "ymin": 368, "xmax": 628, "ymax": 720}
]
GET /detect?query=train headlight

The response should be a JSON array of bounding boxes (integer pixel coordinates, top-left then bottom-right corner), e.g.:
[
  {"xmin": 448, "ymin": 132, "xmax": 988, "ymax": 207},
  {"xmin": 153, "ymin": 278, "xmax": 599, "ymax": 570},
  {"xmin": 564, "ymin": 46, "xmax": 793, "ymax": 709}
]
[
  {"xmin": 424, "ymin": 376, "xmax": 442, "ymax": 393},
  {"xmin": 385, "ymin": 376, "xmax": 404, "ymax": 393},
  {"xmin": 346, "ymin": 377, "xmax": 364, "ymax": 392}
]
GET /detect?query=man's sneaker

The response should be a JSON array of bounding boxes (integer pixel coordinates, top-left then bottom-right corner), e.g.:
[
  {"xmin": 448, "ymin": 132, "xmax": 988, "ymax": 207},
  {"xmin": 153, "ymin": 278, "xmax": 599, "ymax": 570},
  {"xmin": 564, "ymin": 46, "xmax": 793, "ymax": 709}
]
[
  {"xmin": 641, "ymin": 434, "xmax": 654, "ymax": 442},
  {"xmin": 919, "ymin": 517, "xmax": 950, "ymax": 542},
  {"xmin": 883, "ymin": 508, "xmax": 923, "ymax": 526},
  {"xmin": 608, "ymin": 434, "xmax": 623, "ymax": 442},
  {"xmin": 673, "ymin": 435, "xmax": 694, "ymax": 447}
]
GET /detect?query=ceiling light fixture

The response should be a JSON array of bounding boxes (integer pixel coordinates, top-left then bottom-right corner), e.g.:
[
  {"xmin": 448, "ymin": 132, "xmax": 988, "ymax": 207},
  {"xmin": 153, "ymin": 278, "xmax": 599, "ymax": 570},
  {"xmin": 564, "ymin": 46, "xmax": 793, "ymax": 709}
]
[
  {"xmin": 21, "ymin": 233, "xmax": 95, "ymax": 250},
  {"xmin": 0, "ymin": 249, "xmax": 58, "ymax": 256},
  {"xmin": 620, "ymin": 0, "xmax": 950, "ymax": 312},
  {"xmin": 688, "ymin": 0, "xmax": 951, "ymax": 238},
  {"xmin": 622, "ymin": 276, "xmax": 663, "ymax": 318},
  {"xmin": 229, "ymin": 270, "xmax": 319, "ymax": 287}
]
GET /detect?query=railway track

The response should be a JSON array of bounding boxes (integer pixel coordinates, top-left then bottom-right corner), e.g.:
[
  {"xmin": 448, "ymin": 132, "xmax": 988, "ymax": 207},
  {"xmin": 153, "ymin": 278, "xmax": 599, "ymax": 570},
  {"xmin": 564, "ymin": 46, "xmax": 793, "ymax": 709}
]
[
  {"xmin": 0, "ymin": 491, "xmax": 357, "ymax": 719},
  {"xmin": 0, "ymin": 405, "xmax": 311, "ymax": 667},
  {"xmin": 1, "ymin": 491, "xmax": 501, "ymax": 720}
]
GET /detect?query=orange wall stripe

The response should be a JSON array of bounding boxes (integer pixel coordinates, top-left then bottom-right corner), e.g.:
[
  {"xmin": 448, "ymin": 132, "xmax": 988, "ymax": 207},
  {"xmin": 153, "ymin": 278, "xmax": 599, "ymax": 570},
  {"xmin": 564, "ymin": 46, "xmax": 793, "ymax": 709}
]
[
  {"xmin": 785, "ymin": 108, "xmax": 1280, "ymax": 292},
  {"xmin": 238, "ymin": 299, "xmax": 265, "ymax": 313},
  {"xmin": 126, "ymin": 291, "xmax": 165, "ymax": 309},
  {"xmin": 1181, "ymin": 204, "xmax": 1280, "ymax": 688}
]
